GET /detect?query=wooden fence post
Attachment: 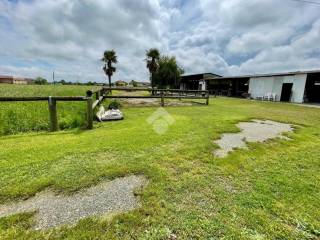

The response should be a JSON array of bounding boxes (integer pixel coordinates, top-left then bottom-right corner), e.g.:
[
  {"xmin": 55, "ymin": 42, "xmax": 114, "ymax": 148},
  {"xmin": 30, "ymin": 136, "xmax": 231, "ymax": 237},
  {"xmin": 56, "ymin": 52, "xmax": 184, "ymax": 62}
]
[
  {"xmin": 161, "ymin": 91, "xmax": 164, "ymax": 107},
  {"xmin": 86, "ymin": 91, "xmax": 93, "ymax": 129},
  {"xmin": 95, "ymin": 91, "xmax": 100, "ymax": 100},
  {"xmin": 48, "ymin": 96, "xmax": 58, "ymax": 132},
  {"xmin": 206, "ymin": 92, "xmax": 209, "ymax": 105}
]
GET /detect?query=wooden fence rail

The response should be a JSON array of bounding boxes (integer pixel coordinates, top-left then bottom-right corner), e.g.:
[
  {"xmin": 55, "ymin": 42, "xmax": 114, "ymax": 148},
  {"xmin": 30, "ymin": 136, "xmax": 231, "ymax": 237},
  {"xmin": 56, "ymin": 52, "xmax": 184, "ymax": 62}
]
[
  {"xmin": 0, "ymin": 96, "xmax": 91, "ymax": 132},
  {"xmin": 0, "ymin": 87, "xmax": 209, "ymax": 133},
  {"xmin": 0, "ymin": 96, "xmax": 87, "ymax": 101},
  {"xmin": 98, "ymin": 87, "xmax": 210, "ymax": 107},
  {"xmin": 101, "ymin": 87, "xmax": 208, "ymax": 94}
]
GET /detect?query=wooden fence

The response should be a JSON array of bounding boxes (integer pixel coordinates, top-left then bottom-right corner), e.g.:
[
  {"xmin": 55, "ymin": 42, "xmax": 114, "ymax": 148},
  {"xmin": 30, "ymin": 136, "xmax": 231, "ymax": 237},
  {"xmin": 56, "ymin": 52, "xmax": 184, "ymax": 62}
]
[
  {"xmin": 88, "ymin": 87, "xmax": 210, "ymax": 108},
  {"xmin": 0, "ymin": 96, "xmax": 91, "ymax": 132},
  {"xmin": 0, "ymin": 87, "xmax": 209, "ymax": 133}
]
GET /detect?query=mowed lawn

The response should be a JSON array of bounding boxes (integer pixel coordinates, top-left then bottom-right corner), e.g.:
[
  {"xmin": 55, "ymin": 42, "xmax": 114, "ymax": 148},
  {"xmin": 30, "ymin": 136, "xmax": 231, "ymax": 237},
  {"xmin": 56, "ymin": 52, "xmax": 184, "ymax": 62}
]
[
  {"xmin": 0, "ymin": 84, "xmax": 99, "ymax": 135},
  {"xmin": 0, "ymin": 97, "xmax": 319, "ymax": 239}
]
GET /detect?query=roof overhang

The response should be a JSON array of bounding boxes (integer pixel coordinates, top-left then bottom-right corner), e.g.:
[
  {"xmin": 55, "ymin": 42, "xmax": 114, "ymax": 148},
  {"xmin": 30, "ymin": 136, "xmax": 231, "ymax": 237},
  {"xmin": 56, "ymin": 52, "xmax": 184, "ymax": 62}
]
[{"xmin": 206, "ymin": 69, "xmax": 320, "ymax": 81}]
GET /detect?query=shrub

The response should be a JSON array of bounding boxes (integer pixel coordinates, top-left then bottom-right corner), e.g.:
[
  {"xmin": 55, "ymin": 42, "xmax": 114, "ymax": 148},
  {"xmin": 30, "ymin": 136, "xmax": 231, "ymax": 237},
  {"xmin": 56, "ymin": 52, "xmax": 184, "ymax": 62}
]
[{"xmin": 108, "ymin": 100, "xmax": 122, "ymax": 109}]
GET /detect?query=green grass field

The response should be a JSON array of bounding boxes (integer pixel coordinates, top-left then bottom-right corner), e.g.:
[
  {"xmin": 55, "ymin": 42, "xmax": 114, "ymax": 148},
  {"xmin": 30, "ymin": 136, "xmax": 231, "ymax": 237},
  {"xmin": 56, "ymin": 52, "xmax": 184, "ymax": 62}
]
[
  {"xmin": 0, "ymin": 84, "xmax": 99, "ymax": 135},
  {"xmin": 0, "ymin": 94, "xmax": 319, "ymax": 239}
]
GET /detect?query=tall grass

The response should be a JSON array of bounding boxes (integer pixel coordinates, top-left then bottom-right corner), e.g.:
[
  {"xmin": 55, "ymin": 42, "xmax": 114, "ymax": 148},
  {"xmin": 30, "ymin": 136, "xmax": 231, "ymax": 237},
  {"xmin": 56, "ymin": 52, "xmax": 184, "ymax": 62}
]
[{"xmin": 0, "ymin": 84, "xmax": 99, "ymax": 135}]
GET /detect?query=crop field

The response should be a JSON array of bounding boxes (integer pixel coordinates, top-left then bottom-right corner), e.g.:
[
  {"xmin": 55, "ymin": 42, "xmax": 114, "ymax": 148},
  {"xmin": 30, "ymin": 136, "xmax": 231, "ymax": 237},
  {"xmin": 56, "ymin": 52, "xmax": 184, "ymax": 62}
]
[
  {"xmin": 0, "ymin": 84, "xmax": 99, "ymax": 135},
  {"xmin": 0, "ymin": 95, "xmax": 319, "ymax": 239}
]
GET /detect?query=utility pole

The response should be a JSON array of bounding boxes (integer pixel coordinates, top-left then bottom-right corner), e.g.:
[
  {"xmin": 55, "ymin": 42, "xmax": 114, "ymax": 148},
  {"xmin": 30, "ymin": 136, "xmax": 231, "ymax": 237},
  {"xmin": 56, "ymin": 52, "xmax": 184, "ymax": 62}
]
[{"xmin": 53, "ymin": 70, "xmax": 55, "ymax": 85}]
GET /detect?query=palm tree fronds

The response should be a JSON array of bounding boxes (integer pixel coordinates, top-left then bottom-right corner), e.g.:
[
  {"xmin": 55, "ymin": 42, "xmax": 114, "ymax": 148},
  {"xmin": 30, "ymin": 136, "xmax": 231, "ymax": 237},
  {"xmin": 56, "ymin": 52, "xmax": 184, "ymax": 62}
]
[
  {"xmin": 146, "ymin": 48, "xmax": 160, "ymax": 60},
  {"xmin": 101, "ymin": 50, "xmax": 117, "ymax": 88}
]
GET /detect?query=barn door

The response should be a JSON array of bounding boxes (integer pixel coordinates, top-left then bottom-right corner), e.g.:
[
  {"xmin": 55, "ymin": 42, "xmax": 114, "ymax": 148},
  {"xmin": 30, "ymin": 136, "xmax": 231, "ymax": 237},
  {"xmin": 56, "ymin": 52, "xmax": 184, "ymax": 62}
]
[{"xmin": 280, "ymin": 83, "xmax": 293, "ymax": 102}]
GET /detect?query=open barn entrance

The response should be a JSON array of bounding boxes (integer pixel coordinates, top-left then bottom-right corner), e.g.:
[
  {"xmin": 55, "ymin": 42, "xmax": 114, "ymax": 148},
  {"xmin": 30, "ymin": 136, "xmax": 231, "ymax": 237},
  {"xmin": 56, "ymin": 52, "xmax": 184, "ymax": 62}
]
[
  {"xmin": 304, "ymin": 73, "xmax": 320, "ymax": 103},
  {"xmin": 230, "ymin": 78, "xmax": 250, "ymax": 97},
  {"xmin": 280, "ymin": 83, "xmax": 293, "ymax": 102},
  {"xmin": 207, "ymin": 77, "xmax": 249, "ymax": 97},
  {"xmin": 180, "ymin": 73, "xmax": 222, "ymax": 91}
]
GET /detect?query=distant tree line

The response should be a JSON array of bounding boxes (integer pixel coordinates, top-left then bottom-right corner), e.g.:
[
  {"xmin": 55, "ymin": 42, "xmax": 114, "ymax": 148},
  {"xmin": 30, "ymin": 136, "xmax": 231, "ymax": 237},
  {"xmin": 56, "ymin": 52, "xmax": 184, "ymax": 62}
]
[
  {"xmin": 33, "ymin": 77, "xmax": 48, "ymax": 85},
  {"xmin": 32, "ymin": 77, "xmax": 102, "ymax": 86},
  {"xmin": 53, "ymin": 80, "xmax": 101, "ymax": 86}
]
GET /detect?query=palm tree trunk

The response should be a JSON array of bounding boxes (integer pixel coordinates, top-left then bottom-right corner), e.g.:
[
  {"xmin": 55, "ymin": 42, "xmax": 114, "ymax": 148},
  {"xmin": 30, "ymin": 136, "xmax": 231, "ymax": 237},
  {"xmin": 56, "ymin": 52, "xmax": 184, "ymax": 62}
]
[
  {"xmin": 108, "ymin": 75, "xmax": 112, "ymax": 89},
  {"xmin": 151, "ymin": 72, "xmax": 154, "ymax": 95}
]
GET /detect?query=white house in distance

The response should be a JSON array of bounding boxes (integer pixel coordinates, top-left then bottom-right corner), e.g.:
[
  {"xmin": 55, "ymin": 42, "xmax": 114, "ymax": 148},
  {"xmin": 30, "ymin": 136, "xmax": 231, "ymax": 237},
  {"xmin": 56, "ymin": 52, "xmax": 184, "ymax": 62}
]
[
  {"xmin": 0, "ymin": 75, "xmax": 33, "ymax": 85},
  {"xmin": 180, "ymin": 70, "xmax": 320, "ymax": 103}
]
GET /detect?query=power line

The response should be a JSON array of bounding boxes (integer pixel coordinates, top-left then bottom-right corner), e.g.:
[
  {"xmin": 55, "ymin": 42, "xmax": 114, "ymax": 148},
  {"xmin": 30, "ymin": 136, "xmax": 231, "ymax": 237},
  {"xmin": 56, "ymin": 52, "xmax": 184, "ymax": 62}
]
[{"xmin": 288, "ymin": 0, "xmax": 320, "ymax": 6}]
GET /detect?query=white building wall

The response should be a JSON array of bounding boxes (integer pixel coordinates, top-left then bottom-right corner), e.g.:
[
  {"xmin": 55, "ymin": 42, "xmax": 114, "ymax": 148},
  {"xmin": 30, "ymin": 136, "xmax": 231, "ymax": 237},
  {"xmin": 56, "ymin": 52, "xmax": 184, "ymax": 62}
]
[
  {"xmin": 283, "ymin": 74, "xmax": 307, "ymax": 103},
  {"xmin": 248, "ymin": 77, "xmax": 275, "ymax": 99},
  {"xmin": 248, "ymin": 74, "xmax": 307, "ymax": 103},
  {"xmin": 199, "ymin": 80, "xmax": 206, "ymax": 90},
  {"xmin": 272, "ymin": 77, "xmax": 283, "ymax": 101}
]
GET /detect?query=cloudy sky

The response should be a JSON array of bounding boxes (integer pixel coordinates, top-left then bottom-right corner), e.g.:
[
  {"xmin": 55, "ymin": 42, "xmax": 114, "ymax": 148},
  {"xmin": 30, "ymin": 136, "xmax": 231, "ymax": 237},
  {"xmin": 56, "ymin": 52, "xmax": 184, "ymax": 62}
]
[{"xmin": 0, "ymin": 0, "xmax": 320, "ymax": 83}]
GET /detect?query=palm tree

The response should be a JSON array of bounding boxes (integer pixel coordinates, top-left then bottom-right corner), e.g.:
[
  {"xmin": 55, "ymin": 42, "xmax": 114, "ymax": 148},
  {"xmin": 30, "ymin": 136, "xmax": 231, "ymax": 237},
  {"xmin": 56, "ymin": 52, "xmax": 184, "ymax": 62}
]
[
  {"xmin": 146, "ymin": 48, "xmax": 160, "ymax": 91},
  {"xmin": 101, "ymin": 50, "xmax": 117, "ymax": 88}
]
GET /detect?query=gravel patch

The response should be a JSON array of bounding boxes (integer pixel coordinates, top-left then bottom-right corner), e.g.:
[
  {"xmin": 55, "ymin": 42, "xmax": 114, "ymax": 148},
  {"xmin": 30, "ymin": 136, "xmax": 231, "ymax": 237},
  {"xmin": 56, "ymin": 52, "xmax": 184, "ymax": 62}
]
[
  {"xmin": 214, "ymin": 119, "xmax": 293, "ymax": 157},
  {"xmin": 0, "ymin": 175, "xmax": 147, "ymax": 230},
  {"xmin": 124, "ymin": 98, "xmax": 160, "ymax": 106},
  {"xmin": 122, "ymin": 98, "xmax": 193, "ymax": 106}
]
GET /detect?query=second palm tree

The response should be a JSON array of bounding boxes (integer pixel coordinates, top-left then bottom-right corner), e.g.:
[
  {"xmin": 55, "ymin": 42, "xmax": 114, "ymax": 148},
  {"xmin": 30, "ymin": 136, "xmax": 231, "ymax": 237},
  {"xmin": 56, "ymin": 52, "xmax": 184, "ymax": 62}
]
[
  {"xmin": 146, "ymin": 48, "xmax": 160, "ymax": 92},
  {"xmin": 102, "ymin": 50, "xmax": 117, "ymax": 88}
]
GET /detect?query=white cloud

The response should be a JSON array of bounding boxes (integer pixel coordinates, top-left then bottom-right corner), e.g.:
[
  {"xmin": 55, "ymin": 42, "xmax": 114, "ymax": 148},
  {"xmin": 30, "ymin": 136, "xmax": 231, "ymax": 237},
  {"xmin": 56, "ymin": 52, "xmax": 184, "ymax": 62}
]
[
  {"xmin": 236, "ymin": 19, "xmax": 320, "ymax": 74},
  {"xmin": 226, "ymin": 28, "xmax": 295, "ymax": 55},
  {"xmin": 0, "ymin": 0, "xmax": 169, "ymax": 82},
  {"xmin": 0, "ymin": 0, "xmax": 319, "ymax": 82},
  {"xmin": 0, "ymin": 65, "xmax": 47, "ymax": 78}
]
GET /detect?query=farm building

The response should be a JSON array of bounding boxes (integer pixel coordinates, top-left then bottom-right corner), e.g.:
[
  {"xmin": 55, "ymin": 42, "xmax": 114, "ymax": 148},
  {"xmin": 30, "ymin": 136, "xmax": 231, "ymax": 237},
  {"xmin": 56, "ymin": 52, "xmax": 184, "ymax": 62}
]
[
  {"xmin": 0, "ymin": 75, "xmax": 33, "ymax": 85},
  {"xmin": 180, "ymin": 70, "xmax": 320, "ymax": 103},
  {"xmin": 180, "ymin": 73, "xmax": 222, "ymax": 91},
  {"xmin": 115, "ymin": 80, "xmax": 128, "ymax": 87}
]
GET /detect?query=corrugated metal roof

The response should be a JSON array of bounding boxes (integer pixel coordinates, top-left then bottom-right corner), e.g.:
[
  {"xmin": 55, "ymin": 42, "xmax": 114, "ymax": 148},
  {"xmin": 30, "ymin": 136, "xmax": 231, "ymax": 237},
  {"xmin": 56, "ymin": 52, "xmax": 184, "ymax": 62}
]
[
  {"xmin": 207, "ymin": 69, "xmax": 320, "ymax": 80},
  {"xmin": 181, "ymin": 72, "xmax": 223, "ymax": 78}
]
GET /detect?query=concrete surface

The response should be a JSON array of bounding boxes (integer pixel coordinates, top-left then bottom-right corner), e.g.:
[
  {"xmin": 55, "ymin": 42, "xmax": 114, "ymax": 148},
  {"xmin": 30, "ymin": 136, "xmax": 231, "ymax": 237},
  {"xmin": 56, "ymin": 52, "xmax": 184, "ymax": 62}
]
[
  {"xmin": 0, "ymin": 175, "xmax": 147, "ymax": 230},
  {"xmin": 214, "ymin": 120, "xmax": 293, "ymax": 157}
]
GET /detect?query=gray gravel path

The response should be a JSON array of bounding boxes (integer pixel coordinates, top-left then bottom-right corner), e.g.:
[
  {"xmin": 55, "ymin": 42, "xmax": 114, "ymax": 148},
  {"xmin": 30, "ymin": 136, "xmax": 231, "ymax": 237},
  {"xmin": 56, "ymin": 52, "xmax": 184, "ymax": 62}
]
[
  {"xmin": 214, "ymin": 119, "xmax": 293, "ymax": 157},
  {"xmin": 0, "ymin": 175, "xmax": 147, "ymax": 230}
]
